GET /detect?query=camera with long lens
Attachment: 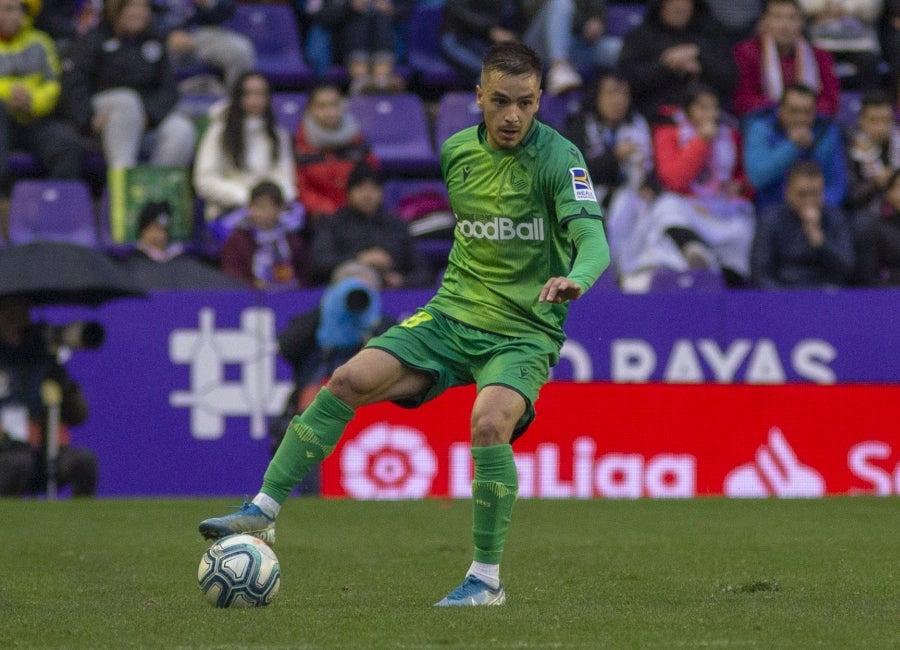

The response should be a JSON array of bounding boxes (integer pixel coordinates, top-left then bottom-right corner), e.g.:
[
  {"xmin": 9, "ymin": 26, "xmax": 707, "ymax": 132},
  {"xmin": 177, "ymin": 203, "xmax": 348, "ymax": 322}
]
[
  {"xmin": 318, "ymin": 278, "xmax": 380, "ymax": 349},
  {"xmin": 27, "ymin": 321, "xmax": 106, "ymax": 354}
]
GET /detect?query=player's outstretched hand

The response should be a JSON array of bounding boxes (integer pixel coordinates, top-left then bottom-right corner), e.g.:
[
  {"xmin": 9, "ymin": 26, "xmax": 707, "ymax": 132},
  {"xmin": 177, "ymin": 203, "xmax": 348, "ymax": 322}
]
[{"xmin": 539, "ymin": 277, "xmax": 583, "ymax": 304}]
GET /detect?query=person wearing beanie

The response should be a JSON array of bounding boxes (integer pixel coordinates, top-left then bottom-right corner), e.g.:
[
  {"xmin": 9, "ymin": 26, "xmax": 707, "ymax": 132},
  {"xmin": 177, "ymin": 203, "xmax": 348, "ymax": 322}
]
[
  {"xmin": 133, "ymin": 201, "xmax": 183, "ymax": 262},
  {"xmin": 307, "ymin": 162, "xmax": 433, "ymax": 287},
  {"xmin": 120, "ymin": 200, "xmax": 240, "ymax": 289},
  {"xmin": 0, "ymin": 0, "xmax": 84, "ymax": 193}
]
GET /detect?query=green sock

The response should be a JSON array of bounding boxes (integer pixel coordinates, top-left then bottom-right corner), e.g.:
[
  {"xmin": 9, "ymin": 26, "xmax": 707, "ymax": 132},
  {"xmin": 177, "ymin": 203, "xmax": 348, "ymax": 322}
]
[
  {"xmin": 261, "ymin": 387, "xmax": 355, "ymax": 503},
  {"xmin": 471, "ymin": 444, "xmax": 519, "ymax": 565}
]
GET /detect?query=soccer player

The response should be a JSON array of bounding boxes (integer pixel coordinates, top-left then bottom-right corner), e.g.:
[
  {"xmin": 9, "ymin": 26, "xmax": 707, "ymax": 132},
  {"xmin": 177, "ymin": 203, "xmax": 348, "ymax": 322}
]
[{"xmin": 199, "ymin": 41, "xmax": 610, "ymax": 607}]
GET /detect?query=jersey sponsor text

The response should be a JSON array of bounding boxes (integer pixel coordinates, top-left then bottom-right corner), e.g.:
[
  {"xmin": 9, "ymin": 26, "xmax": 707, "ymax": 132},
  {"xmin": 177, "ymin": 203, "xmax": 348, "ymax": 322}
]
[{"xmin": 456, "ymin": 216, "xmax": 545, "ymax": 241}]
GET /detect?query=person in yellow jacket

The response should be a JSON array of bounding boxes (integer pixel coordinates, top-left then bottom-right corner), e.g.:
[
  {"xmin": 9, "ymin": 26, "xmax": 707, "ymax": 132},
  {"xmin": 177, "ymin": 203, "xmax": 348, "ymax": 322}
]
[{"xmin": 0, "ymin": 0, "xmax": 83, "ymax": 192}]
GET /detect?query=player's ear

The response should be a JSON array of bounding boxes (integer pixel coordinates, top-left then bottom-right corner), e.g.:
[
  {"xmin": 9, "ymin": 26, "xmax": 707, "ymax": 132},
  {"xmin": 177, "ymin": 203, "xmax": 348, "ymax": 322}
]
[{"xmin": 475, "ymin": 85, "xmax": 484, "ymax": 109}]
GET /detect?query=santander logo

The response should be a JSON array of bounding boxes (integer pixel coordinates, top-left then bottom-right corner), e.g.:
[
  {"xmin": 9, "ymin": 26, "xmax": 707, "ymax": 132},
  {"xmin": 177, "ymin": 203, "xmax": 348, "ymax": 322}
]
[{"xmin": 724, "ymin": 427, "xmax": 826, "ymax": 497}]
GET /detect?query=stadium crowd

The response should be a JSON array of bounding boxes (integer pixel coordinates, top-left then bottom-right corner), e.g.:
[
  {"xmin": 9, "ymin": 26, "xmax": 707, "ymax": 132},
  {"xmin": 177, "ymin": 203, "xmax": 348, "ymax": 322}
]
[{"xmin": 0, "ymin": 0, "xmax": 898, "ymax": 290}]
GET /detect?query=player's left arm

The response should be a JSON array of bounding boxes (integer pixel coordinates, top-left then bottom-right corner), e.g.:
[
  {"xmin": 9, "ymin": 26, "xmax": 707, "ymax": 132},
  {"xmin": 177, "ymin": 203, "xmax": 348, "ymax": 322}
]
[{"xmin": 539, "ymin": 217, "xmax": 610, "ymax": 303}]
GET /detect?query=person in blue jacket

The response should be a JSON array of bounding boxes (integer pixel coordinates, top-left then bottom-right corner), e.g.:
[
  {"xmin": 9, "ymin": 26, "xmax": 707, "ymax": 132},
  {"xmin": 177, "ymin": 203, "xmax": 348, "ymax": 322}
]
[{"xmin": 743, "ymin": 82, "xmax": 847, "ymax": 213}]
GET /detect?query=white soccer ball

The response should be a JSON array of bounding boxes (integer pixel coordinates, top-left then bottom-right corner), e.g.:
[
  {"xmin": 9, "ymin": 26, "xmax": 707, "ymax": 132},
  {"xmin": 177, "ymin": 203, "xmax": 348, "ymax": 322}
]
[{"xmin": 198, "ymin": 534, "xmax": 281, "ymax": 608}]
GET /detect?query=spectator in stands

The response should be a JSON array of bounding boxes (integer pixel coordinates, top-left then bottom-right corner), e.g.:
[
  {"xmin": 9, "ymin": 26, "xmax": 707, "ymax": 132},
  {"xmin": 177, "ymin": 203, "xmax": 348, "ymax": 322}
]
[
  {"xmin": 0, "ymin": 0, "xmax": 83, "ymax": 191},
  {"xmin": 743, "ymin": 82, "xmax": 847, "ymax": 212},
  {"xmin": 569, "ymin": 1, "xmax": 625, "ymax": 75},
  {"xmin": 751, "ymin": 160, "xmax": 855, "ymax": 286},
  {"xmin": 220, "ymin": 181, "xmax": 309, "ymax": 289},
  {"xmin": 194, "ymin": 71, "xmax": 297, "ymax": 223},
  {"xmin": 304, "ymin": 0, "xmax": 411, "ymax": 94},
  {"xmin": 617, "ymin": 0, "xmax": 736, "ymax": 120},
  {"xmin": 856, "ymin": 168, "xmax": 900, "ymax": 283},
  {"xmin": 563, "ymin": 73, "xmax": 656, "ymax": 287},
  {"xmin": 130, "ymin": 200, "xmax": 184, "ymax": 262},
  {"xmin": 521, "ymin": 0, "xmax": 609, "ymax": 95},
  {"xmin": 119, "ymin": 201, "xmax": 240, "ymax": 288},
  {"xmin": 0, "ymin": 297, "xmax": 98, "ymax": 497},
  {"xmin": 439, "ymin": 0, "xmax": 604, "ymax": 95},
  {"xmin": 650, "ymin": 82, "xmax": 756, "ymax": 285},
  {"xmin": 308, "ymin": 162, "xmax": 432, "ymax": 287},
  {"xmin": 294, "ymin": 82, "xmax": 378, "ymax": 224},
  {"xmin": 152, "ymin": 0, "xmax": 255, "ymax": 92},
  {"xmin": 844, "ymin": 89, "xmax": 900, "ymax": 223},
  {"xmin": 275, "ymin": 261, "xmax": 396, "ymax": 420},
  {"xmin": 61, "ymin": 0, "xmax": 196, "ymax": 170},
  {"xmin": 121, "ymin": 201, "xmax": 241, "ymax": 290},
  {"xmin": 705, "ymin": 0, "xmax": 764, "ymax": 47},
  {"xmin": 34, "ymin": 0, "xmax": 95, "ymax": 51},
  {"xmin": 881, "ymin": 0, "xmax": 900, "ymax": 102},
  {"xmin": 798, "ymin": 0, "xmax": 884, "ymax": 91},
  {"xmin": 732, "ymin": 0, "xmax": 841, "ymax": 118}
]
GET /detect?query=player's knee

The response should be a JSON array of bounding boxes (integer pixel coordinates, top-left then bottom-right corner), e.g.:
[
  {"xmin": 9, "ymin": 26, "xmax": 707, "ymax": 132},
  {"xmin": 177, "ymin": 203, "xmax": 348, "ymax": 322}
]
[
  {"xmin": 326, "ymin": 364, "xmax": 368, "ymax": 406},
  {"xmin": 470, "ymin": 413, "xmax": 514, "ymax": 447}
]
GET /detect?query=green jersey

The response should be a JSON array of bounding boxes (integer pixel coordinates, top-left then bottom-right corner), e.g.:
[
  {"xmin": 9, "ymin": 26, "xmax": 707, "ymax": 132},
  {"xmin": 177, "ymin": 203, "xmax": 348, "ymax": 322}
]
[{"xmin": 427, "ymin": 119, "xmax": 604, "ymax": 349}]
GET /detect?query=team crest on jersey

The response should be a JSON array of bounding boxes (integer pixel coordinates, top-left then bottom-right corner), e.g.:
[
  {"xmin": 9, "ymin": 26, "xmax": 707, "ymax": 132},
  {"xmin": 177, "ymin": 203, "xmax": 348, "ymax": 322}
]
[{"xmin": 569, "ymin": 168, "xmax": 594, "ymax": 201}]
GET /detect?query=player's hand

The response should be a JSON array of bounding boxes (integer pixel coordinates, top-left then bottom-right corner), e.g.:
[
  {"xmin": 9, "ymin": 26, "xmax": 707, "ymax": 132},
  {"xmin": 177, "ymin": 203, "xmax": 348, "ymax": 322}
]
[{"xmin": 539, "ymin": 277, "xmax": 583, "ymax": 304}]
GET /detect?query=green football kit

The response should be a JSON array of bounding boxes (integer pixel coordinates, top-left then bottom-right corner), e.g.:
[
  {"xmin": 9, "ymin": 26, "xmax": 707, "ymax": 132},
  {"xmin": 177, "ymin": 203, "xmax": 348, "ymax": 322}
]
[
  {"xmin": 261, "ymin": 117, "xmax": 609, "ymax": 573},
  {"xmin": 368, "ymin": 119, "xmax": 608, "ymax": 417}
]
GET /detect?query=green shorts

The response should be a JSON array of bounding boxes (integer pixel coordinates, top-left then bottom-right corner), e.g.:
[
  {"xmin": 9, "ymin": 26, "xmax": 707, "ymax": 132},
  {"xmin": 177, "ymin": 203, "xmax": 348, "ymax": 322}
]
[{"xmin": 365, "ymin": 307, "xmax": 558, "ymax": 439}]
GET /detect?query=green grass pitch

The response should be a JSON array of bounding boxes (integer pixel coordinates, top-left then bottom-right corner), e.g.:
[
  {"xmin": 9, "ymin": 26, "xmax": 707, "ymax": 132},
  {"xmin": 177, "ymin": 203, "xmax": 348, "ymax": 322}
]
[{"xmin": 1, "ymin": 497, "xmax": 897, "ymax": 649}]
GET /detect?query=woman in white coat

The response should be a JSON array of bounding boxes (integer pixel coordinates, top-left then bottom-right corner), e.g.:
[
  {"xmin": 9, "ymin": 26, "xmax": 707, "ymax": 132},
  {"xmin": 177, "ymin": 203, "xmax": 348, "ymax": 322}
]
[{"xmin": 193, "ymin": 71, "xmax": 298, "ymax": 227}]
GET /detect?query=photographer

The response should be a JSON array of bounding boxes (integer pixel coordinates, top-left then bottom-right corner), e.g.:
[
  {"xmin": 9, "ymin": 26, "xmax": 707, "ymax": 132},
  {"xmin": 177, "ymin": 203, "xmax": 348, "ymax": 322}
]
[
  {"xmin": 0, "ymin": 298, "xmax": 98, "ymax": 497},
  {"xmin": 270, "ymin": 262, "xmax": 396, "ymax": 465}
]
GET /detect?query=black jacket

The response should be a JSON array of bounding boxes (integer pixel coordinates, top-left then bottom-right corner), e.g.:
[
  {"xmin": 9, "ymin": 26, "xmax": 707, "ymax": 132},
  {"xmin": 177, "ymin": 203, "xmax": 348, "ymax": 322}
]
[
  {"xmin": 62, "ymin": 22, "xmax": 178, "ymax": 132},
  {"xmin": 617, "ymin": 0, "xmax": 736, "ymax": 120},
  {"xmin": 308, "ymin": 205, "xmax": 433, "ymax": 287}
]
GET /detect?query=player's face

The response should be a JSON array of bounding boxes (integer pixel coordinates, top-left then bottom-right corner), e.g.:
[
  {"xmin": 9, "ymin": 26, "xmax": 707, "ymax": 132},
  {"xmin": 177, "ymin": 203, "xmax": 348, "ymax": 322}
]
[{"xmin": 477, "ymin": 69, "xmax": 541, "ymax": 151}]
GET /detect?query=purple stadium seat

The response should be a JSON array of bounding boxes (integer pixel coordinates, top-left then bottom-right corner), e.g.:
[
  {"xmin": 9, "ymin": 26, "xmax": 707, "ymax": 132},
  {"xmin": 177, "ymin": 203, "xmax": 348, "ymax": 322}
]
[
  {"xmin": 271, "ymin": 92, "xmax": 309, "ymax": 136},
  {"xmin": 837, "ymin": 91, "xmax": 862, "ymax": 129},
  {"xmin": 648, "ymin": 268, "xmax": 726, "ymax": 291},
  {"xmin": 8, "ymin": 179, "xmax": 98, "ymax": 246},
  {"xmin": 224, "ymin": 4, "xmax": 314, "ymax": 89},
  {"xmin": 605, "ymin": 3, "xmax": 647, "ymax": 37},
  {"xmin": 347, "ymin": 93, "xmax": 439, "ymax": 175},
  {"xmin": 538, "ymin": 90, "xmax": 582, "ymax": 131},
  {"xmin": 435, "ymin": 91, "xmax": 481, "ymax": 150},
  {"xmin": 407, "ymin": 3, "xmax": 469, "ymax": 92}
]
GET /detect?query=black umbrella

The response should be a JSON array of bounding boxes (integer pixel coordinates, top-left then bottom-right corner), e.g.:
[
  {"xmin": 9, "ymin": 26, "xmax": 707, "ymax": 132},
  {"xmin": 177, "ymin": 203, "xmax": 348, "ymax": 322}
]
[
  {"xmin": 0, "ymin": 241, "xmax": 147, "ymax": 306},
  {"xmin": 118, "ymin": 253, "xmax": 242, "ymax": 290},
  {"xmin": 0, "ymin": 242, "xmax": 146, "ymax": 500}
]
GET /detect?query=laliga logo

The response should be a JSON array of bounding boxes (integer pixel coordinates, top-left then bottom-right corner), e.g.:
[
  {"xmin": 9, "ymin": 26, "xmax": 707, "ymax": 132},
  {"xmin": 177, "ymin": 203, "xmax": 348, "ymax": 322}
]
[
  {"xmin": 340, "ymin": 423, "xmax": 437, "ymax": 499},
  {"xmin": 724, "ymin": 427, "xmax": 825, "ymax": 497}
]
